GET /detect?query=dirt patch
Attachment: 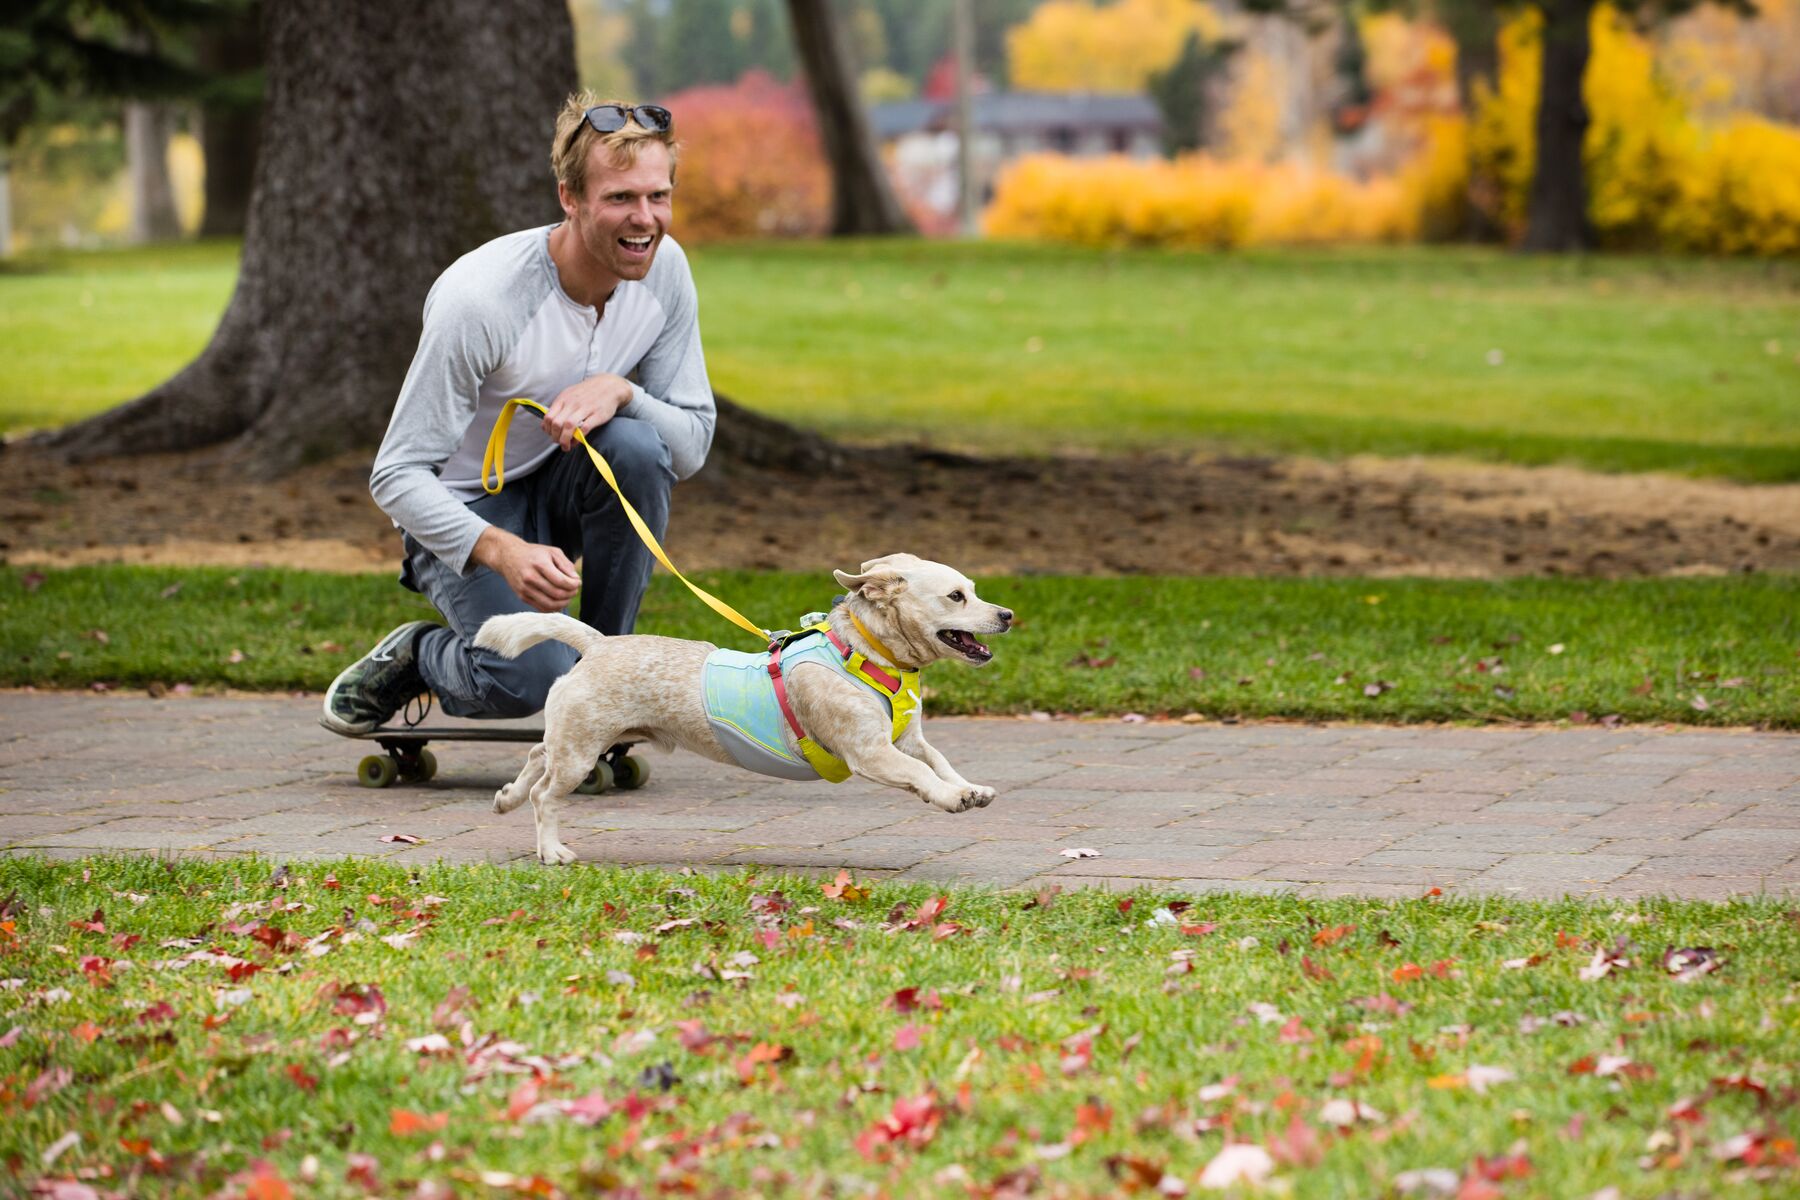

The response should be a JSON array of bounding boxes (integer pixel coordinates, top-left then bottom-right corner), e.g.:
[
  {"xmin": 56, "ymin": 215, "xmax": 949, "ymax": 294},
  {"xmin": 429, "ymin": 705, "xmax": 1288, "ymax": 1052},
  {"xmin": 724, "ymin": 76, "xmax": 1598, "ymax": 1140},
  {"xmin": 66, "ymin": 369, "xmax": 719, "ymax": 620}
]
[{"xmin": 3, "ymin": 440, "xmax": 1796, "ymax": 578}]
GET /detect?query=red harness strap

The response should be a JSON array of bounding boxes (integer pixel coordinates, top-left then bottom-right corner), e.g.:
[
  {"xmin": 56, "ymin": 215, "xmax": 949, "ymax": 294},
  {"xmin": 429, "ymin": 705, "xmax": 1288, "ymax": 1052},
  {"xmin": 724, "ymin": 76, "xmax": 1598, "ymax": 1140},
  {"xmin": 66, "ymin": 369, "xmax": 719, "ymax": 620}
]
[
  {"xmin": 766, "ymin": 639, "xmax": 807, "ymax": 741},
  {"xmin": 822, "ymin": 627, "xmax": 901, "ymax": 693},
  {"xmin": 769, "ymin": 627, "xmax": 904, "ymax": 744}
]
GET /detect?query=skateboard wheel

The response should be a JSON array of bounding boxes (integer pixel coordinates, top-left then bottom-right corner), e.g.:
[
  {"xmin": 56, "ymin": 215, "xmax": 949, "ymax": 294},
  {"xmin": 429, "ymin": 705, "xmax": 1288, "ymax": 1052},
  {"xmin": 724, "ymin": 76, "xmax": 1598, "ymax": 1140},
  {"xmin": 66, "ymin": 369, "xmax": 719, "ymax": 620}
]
[
  {"xmin": 576, "ymin": 759, "xmax": 615, "ymax": 795},
  {"xmin": 412, "ymin": 748, "xmax": 438, "ymax": 782},
  {"xmin": 613, "ymin": 756, "xmax": 650, "ymax": 791},
  {"xmin": 358, "ymin": 754, "xmax": 398, "ymax": 789}
]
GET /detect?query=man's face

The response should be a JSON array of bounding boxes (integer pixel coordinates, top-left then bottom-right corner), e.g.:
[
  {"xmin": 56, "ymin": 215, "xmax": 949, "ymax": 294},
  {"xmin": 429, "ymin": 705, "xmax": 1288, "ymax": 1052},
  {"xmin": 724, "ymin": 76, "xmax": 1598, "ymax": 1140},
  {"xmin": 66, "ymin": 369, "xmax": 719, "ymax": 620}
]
[{"xmin": 560, "ymin": 140, "xmax": 674, "ymax": 291}]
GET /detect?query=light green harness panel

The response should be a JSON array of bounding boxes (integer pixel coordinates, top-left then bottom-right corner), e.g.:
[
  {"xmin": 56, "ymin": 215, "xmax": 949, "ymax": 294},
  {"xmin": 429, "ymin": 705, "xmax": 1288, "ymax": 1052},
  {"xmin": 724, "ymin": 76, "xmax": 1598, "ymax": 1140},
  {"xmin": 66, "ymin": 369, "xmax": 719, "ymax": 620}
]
[{"xmin": 701, "ymin": 630, "xmax": 919, "ymax": 783}]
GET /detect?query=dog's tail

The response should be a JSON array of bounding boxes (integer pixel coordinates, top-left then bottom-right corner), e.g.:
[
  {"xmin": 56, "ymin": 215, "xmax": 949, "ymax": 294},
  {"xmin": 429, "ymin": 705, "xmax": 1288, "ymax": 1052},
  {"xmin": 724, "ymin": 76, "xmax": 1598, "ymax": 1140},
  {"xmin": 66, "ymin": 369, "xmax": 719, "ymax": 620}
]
[{"xmin": 473, "ymin": 613, "xmax": 606, "ymax": 660}]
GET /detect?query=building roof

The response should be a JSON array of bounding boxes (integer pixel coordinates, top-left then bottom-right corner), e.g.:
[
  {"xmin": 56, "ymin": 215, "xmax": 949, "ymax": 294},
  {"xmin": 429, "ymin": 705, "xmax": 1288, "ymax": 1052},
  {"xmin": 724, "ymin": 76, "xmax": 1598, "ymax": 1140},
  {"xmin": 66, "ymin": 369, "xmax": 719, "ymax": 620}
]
[{"xmin": 870, "ymin": 92, "xmax": 1162, "ymax": 139}]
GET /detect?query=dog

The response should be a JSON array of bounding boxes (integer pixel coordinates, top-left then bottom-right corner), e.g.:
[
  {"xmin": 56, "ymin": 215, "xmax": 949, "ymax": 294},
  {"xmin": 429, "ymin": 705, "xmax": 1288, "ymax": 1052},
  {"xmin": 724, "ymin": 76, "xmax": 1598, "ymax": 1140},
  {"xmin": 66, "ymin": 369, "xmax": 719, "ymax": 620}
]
[{"xmin": 473, "ymin": 554, "xmax": 1014, "ymax": 865}]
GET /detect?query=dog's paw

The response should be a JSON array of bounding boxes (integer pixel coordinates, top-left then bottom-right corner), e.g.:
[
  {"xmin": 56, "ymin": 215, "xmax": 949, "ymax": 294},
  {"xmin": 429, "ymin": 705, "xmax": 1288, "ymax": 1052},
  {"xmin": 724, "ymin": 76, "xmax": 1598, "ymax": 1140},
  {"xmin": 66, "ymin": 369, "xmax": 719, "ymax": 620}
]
[
  {"xmin": 493, "ymin": 785, "xmax": 524, "ymax": 815},
  {"xmin": 969, "ymin": 784, "xmax": 997, "ymax": 808},
  {"xmin": 537, "ymin": 840, "xmax": 578, "ymax": 866},
  {"xmin": 924, "ymin": 785, "xmax": 989, "ymax": 814}
]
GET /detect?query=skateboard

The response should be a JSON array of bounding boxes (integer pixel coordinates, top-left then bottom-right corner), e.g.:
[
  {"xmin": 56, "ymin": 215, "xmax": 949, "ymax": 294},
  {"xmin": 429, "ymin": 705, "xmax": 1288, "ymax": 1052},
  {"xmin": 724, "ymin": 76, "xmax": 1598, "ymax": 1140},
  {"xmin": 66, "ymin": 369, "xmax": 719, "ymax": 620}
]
[{"xmin": 340, "ymin": 724, "xmax": 649, "ymax": 795}]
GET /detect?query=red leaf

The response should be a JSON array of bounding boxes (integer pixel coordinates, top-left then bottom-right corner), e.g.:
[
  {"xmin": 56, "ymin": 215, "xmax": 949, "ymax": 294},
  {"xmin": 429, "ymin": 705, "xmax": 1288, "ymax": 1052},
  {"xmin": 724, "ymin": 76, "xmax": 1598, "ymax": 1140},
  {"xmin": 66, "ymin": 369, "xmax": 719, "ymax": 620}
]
[
  {"xmin": 1181, "ymin": 922, "xmax": 1218, "ymax": 937},
  {"xmin": 1312, "ymin": 924, "xmax": 1355, "ymax": 946},
  {"xmin": 893, "ymin": 1024, "xmax": 923, "ymax": 1052},
  {"xmin": 1277, "ymin": 1015, "xmax": 1314, "ymax": 1044},
  {"xmin": 284, "ymin": 1063, "xmax": 318, "ymax": 1092},
  {"xmin": 388, "ymin": 1108, "xmax": 448, "ymax": 1136},
  {"xmin": 137, "ymin": 1001, "xmax": 177, "ymax": 1025},
  {"xmin": 1300, "ymin": 955, "xmax": 1334, "ymax": 982},
  {"xmin": 1391, "ymin": 962, "xmax": 1424, "ymax": 983}
]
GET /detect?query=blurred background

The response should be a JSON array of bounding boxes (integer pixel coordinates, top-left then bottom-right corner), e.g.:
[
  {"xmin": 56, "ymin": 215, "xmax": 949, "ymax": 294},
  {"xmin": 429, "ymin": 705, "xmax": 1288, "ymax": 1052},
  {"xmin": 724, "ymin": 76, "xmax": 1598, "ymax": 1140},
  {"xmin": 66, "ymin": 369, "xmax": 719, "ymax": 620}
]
[{"xmin": 5, "ymin": 0, "xmax": 1797, "ymax": 257}]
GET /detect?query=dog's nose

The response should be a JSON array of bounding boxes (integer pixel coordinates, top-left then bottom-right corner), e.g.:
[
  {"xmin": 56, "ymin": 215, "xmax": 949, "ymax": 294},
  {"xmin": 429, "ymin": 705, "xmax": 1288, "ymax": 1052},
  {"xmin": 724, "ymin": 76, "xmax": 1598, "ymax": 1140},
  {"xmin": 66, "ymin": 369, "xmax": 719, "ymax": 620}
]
[{"xmin": 997, "ymin": 608, "xmax": 1014, "ymax": 626}]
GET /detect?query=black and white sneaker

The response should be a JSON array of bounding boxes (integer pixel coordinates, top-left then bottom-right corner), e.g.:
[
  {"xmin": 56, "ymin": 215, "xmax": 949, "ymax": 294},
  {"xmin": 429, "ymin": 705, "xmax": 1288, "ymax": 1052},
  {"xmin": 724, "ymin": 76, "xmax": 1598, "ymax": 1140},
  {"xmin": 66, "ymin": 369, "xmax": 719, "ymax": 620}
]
[{"xmin": 319, "ymin": 620, "xmax": 436, "ymax": 734}]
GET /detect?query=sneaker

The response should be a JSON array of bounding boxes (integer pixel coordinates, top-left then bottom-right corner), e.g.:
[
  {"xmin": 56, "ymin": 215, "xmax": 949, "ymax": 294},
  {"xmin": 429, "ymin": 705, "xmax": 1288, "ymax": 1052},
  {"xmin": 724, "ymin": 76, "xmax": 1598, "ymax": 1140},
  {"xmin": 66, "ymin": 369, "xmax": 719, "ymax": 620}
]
[{"xmin": 320, "ymin": 620, "xmax": 437, "ymax": 734}]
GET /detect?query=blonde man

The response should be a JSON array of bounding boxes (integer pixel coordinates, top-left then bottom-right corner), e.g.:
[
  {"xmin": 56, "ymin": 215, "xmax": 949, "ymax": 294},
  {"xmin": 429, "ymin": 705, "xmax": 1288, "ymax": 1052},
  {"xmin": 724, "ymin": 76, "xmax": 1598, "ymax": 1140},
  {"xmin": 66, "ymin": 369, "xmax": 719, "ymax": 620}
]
[{"xmin": 324, "ymin": 96, "xmax": 714, "ymax": 732}]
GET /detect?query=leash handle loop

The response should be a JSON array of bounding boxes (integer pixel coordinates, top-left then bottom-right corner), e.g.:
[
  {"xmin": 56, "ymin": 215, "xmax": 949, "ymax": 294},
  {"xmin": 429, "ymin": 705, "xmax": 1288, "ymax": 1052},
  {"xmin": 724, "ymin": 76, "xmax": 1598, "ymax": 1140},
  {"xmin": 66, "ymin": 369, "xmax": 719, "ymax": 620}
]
[{"xmin": 482, "ymin": 397, "xmax": 770, "ymax": 643}]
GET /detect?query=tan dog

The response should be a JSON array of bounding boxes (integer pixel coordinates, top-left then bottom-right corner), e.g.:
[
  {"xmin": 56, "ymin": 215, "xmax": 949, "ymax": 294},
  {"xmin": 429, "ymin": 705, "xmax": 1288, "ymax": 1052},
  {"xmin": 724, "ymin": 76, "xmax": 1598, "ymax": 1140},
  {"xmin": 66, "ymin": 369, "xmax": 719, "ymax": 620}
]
[{"xmin": 474, "ymin": 554, "xmax": 1013, "ymax": 865}]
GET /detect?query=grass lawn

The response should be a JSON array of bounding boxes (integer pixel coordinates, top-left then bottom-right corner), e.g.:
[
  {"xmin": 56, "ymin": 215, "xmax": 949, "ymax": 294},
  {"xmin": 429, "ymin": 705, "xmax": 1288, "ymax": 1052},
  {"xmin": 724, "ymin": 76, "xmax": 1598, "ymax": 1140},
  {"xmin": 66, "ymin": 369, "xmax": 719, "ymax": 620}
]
[
  {"xmin": 4, "ymin": 565, "xmax": 1797, "ymax": 727},
  {"xmin": 4, "ymin": 239, "xmax": 1798, "ymax": 479},
  {"xmin": 1, "ymin": 857, "xmax": 1794, "ymax": 1198}
]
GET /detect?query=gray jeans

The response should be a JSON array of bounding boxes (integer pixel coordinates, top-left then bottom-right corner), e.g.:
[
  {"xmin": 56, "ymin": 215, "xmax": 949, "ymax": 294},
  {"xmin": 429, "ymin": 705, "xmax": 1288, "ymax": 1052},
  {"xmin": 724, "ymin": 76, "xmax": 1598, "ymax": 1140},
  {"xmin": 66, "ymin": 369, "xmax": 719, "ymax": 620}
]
[{"xmin": 402, "ymin": 416, "xmax": 675, "ymax": 719}]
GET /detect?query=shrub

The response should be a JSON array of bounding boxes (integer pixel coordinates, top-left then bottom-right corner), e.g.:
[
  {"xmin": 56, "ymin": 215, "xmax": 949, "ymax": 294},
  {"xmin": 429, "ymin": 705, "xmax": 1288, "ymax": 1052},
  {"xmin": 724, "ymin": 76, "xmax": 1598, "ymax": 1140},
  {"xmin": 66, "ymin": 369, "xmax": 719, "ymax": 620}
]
[
  {"xmin": 983, "ymin": 145, "xmax": 1472, "ymax": 250},
  {"xmin": 659, "ymin": 70, "xmax": 829, "ymax": 242}
]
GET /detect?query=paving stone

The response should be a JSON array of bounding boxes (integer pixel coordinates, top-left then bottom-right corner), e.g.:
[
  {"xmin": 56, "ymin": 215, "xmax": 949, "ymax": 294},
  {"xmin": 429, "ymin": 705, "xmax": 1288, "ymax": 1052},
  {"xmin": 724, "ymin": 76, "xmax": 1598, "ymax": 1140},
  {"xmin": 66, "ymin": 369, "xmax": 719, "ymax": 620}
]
[
  {"xmin": 1360, "ymin": 848, "xmax": 1509, "ymax": 870},
  {"xmin": 4, "ymin": 693, "xmax": 1797, "ymax": 899}
]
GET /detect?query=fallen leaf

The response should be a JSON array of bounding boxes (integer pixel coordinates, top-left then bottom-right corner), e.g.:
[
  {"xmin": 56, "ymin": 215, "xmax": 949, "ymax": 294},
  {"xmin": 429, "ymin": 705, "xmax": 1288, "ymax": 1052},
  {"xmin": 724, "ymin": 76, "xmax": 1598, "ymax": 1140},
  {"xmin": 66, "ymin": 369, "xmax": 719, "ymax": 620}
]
[
  {"xmin": 821, "ymin": 869, "xmax": 868, "ymax": 902},
  {"xmin": 1060, "ymin": 847, "xmax": 1101, "ymax": 859},
  {"xmin": 1198, "ymin": 1143, "xmax": 1274, "ymax": 1190},
  {"xmin": 379, "ymin": 833, "xmax": 423, "ymax": 845},
  {"xmin": 389, "ymin": 1109, "xmax": 448, "ymax": 1136}
]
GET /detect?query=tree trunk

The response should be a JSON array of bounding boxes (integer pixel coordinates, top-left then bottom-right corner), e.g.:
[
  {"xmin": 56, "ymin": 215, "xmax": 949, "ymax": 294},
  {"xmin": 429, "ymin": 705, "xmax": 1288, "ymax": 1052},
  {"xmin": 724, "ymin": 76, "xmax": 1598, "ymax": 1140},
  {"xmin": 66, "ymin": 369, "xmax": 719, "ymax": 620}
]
[
  {"xmin": 1440, "ymin": 0, "xmax": 1502, "ymax": 241},
  {"xmin": 196, "ymin": 2, "xmax": 263, "ymax": 239},
  {"xmin": 40, "ymin": 0, "xmax": 575, "ymax": 475},
  {"xmin": 1522, "ymin": 0, "xmax": 1593, "ymax": 253},
  {"xmin": 125, "ymin": 102, "xmax": 182, "ymax": 242},
  {"xmin": 784, "ymin": 0, "xmax": 913, "ymax": 235}
]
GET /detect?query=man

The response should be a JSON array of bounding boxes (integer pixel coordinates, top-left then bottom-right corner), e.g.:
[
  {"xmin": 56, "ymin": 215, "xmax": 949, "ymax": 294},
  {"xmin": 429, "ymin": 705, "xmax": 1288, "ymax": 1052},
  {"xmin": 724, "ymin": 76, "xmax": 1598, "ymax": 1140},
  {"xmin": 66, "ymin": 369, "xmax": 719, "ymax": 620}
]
[{"xmin": 321, "ymin": 93, "xmax": 714, "ymax": 734}]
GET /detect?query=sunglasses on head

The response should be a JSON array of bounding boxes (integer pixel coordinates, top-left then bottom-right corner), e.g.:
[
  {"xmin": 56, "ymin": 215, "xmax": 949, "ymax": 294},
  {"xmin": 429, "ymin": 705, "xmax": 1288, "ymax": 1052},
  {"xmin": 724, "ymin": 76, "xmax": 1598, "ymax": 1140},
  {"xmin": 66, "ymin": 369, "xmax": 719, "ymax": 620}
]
[{"xmin": 565, "ymin": 104, "xmax": 673, "ymax": 155}]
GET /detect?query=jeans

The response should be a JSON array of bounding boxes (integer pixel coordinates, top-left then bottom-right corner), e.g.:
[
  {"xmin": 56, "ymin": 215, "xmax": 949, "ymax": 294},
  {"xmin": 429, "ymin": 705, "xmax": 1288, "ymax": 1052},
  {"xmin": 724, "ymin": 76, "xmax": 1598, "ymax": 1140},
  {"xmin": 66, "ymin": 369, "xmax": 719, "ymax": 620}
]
[{"xmin": 402, "ymin": 416, "xmax": 675, "ymax": 719}]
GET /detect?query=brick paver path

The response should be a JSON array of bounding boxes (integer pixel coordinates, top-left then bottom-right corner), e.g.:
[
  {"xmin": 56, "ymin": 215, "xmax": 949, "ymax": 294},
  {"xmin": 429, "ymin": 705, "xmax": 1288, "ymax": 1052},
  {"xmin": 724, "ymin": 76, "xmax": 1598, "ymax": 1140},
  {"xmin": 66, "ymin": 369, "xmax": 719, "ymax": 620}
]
[{"xmin": 4, "ymin": 694, "xmax": 1797, "ymax": 899}]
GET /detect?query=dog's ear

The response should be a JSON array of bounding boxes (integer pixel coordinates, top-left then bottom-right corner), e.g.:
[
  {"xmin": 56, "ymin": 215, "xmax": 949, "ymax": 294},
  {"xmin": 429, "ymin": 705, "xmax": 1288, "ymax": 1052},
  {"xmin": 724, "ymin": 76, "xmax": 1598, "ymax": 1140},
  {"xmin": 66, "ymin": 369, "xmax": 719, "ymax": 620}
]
[
  {"xmin": 833, "ymin": 567, "xmax": 910, "ymax": 607},
  {"xmin": 857, "ymin": 552, "xmax": 923, "ymax": 574}
]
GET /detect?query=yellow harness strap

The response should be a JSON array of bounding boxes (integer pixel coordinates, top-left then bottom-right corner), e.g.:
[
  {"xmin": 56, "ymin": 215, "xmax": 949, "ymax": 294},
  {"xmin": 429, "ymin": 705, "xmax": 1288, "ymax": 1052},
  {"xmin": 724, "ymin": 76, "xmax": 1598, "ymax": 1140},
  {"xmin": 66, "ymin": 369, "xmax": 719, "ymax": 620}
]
[{"xmin": 482, "ymin": 397, "xmax": 768, "ymax": 643}]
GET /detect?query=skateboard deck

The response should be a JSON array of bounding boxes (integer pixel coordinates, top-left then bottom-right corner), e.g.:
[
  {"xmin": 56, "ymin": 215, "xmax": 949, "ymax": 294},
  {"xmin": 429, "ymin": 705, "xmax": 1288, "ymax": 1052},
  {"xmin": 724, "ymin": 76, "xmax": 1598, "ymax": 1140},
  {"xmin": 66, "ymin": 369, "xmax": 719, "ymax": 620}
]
[{"xmin": 335, "ymin": 724, "xmax": 646, "ymax": 793}]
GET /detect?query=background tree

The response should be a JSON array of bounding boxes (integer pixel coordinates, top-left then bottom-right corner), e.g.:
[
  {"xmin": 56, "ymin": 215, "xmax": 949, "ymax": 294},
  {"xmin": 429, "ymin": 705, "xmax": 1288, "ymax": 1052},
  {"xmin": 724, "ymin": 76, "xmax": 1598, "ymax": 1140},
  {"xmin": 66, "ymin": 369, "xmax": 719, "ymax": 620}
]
[
  {"xmin": 193, "ymin": 0, "xmax": 260, "ymax": 238},
  {"xmin": 1518, "ymin": 0, "xmax": 1754, "ymax": 251},
  {"xmin": 1148, "ymin": 29, "xmax": 1241, "ymax": 154},
  {"xmin": 40, "ymin": 0, "xmax": 575, "ymax": 473},
  {"xmin": 783, "ymin": 0, "xmax": 913, "ymax": 234}
]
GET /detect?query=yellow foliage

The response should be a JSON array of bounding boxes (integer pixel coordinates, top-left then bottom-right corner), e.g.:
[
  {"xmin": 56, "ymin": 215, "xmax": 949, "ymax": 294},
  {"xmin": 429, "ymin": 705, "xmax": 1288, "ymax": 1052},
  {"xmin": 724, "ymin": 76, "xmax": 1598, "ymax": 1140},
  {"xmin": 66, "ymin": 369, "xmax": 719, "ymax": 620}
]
[
  {"xmin": 1468, "ymin": 3, "xmax": 1798, "ymax": 254},
  {"xmin": 1663, "ymin": 117, "xmax": 1800, "ymax": 255},
  {"xmin": 983, "ymin": 150, "xmax": 1455, "ymax": 249},
  {"xmin": 1006, "ymin": 0, "xmax": 1220, "ymax": 94},
  {"xmin": 1217, "ymin": 47, "xmax": 1282, "ymax": 162}
]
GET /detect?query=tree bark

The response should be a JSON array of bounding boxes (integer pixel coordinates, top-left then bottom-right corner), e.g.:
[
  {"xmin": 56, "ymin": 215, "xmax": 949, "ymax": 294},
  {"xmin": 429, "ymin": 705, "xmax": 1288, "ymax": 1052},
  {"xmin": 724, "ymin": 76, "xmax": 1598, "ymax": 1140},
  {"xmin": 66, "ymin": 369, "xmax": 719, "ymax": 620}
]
[
  {"xmin": 40, "ymin": 0, "xmax": 575, "ymax": 475},
  {"xmin": 1522, "ymin": 0, "xmax": 1594, "ymax": 252},
  {"xmin": 196, "ymin": 2, "xmax": 263, "ymax": 240},
  {"xmin": 783, "ymin": 0, "xmax": 913, "ymax": 235}
]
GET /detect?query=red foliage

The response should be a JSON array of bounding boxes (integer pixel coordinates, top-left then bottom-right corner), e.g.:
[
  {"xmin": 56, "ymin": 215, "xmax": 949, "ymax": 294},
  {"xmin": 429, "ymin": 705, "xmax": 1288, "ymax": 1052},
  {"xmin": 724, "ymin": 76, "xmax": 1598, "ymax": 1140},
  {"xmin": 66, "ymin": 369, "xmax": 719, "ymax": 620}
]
[{"xmin": 659, "ymin": 70, "xmax": 828, "ymax": 242}]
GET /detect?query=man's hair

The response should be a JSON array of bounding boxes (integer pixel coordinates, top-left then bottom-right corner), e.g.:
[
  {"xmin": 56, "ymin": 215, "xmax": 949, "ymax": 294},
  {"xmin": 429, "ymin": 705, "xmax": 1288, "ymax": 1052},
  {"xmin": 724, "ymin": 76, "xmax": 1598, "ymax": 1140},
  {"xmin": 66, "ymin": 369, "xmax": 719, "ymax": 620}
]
[{"xmin": 552, "ymin": 91, "xmax": 679, "ymax": 198}]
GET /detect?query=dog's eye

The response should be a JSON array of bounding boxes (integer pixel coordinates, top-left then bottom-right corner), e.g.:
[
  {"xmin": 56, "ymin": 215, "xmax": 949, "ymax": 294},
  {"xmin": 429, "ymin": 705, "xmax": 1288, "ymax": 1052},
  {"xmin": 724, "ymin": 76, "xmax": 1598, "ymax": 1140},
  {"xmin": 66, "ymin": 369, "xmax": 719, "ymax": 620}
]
[{"xmin": 948, "ymin": 590, "xmax": 965, "ymax": 603}]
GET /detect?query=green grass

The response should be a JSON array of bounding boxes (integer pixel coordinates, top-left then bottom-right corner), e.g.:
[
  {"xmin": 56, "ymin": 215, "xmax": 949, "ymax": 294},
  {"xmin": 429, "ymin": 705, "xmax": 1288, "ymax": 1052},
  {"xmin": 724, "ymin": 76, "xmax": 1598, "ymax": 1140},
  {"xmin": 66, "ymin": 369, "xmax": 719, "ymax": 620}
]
[
  {"xmin": 5, "ymin": 565, "xmax": 1798, "ymax": 726},
  {"xmin": 0, "ymin": 240, "xmax": 240, "ymax": 434},
  {"xmin": 1, "ymin": 857, "xmax": 1794, "ymax": 1198},
  {"xmin": 698, "ymin": 241, "xmax": 1800, "ymax": 480},
  {"xmin": 5, "ymin": 239, "xmax": 1798, "ymax": 478}
]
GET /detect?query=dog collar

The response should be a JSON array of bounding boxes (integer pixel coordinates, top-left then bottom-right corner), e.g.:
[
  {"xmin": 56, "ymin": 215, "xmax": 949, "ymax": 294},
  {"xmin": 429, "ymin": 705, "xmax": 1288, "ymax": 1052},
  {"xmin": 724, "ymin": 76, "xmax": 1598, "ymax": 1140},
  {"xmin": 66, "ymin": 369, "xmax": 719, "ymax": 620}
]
[{"xmin": 847, "ymin": 610, "xmax": 916, "ymax": 672}]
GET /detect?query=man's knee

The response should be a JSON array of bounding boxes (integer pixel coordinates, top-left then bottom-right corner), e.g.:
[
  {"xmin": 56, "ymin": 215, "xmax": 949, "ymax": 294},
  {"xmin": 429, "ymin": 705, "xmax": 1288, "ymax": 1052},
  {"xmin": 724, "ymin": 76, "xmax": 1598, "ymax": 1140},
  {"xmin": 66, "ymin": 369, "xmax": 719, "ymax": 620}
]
[
  {"xmin": 592, "ymin": 418, "xmax": 673, "ymax": 489},
  {"xmin": 469, "ymin": 640, "xmax": 578, "ymax": 718}
]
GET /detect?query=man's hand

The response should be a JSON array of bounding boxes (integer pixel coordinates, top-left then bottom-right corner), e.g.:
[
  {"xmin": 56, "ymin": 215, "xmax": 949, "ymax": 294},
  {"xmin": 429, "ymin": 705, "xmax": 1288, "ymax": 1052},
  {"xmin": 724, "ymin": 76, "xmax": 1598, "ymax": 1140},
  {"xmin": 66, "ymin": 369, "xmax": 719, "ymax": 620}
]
[
  {"xmin": 541, "ymin": 373, "xmax": 633, "ymax": 450},
  {"xmin": 472, "ymin": 528, "xmax": 581, "ymax": 613}
]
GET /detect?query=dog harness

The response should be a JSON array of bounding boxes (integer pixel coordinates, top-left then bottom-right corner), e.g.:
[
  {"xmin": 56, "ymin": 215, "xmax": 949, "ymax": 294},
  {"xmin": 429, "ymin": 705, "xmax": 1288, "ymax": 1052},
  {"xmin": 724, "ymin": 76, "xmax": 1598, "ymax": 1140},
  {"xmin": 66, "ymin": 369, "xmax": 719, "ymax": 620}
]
[{"xmin": 702, "ymin": 622, "xmax": 920, "ymax": 782}]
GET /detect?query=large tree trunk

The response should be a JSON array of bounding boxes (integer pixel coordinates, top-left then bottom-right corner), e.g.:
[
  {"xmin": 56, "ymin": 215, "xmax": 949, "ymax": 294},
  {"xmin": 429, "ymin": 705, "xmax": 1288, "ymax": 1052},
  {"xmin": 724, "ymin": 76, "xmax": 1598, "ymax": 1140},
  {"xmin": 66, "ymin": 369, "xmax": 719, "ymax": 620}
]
[
  {"xmin": 1522, "ymin": 0, "xmax": 1593, "ymax": 252},
  {"xmin": 784, "ymin": 0, "xmax": 913, "ymax": 235},
  {"xmin": 40, "ymin": 0, "xmax": 574, "ymax": 475},
  {"xmin": 196, "ymin": 2, "xmax": 262, "ymax": 239}
]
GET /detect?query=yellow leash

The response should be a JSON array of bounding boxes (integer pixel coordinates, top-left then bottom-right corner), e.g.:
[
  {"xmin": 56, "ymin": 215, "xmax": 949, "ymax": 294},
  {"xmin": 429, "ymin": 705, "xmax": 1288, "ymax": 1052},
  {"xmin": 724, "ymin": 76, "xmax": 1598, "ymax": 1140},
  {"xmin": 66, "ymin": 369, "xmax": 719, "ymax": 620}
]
[{"xmin": 481, "ymin": 397, "xmax": 770, "ymax": 642}]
